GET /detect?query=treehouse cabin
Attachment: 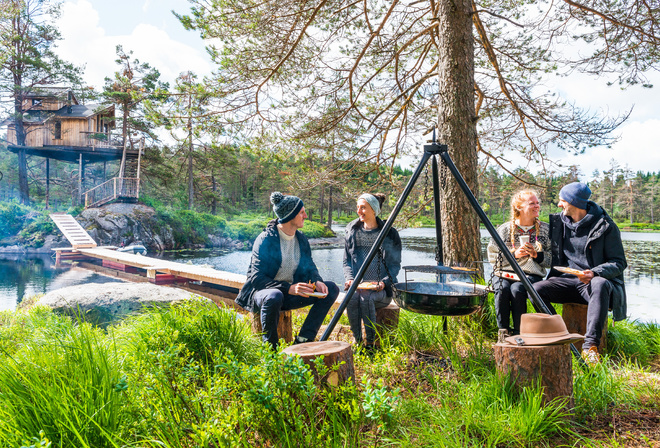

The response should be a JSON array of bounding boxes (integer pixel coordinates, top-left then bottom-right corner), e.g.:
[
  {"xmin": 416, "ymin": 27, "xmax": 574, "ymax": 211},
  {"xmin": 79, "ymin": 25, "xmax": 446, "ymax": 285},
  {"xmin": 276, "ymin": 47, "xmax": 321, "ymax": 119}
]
[{"xmin": 3, "ymin": 88, "xmax": 142, "ymax": 208}]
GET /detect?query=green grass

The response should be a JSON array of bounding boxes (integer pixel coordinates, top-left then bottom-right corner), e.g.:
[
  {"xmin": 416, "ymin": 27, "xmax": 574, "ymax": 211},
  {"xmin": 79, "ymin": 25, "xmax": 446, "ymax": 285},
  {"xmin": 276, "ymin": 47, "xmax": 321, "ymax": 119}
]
[{"xmin": 1, "ymin": 297, "xmax": 658, "ymax": 447}]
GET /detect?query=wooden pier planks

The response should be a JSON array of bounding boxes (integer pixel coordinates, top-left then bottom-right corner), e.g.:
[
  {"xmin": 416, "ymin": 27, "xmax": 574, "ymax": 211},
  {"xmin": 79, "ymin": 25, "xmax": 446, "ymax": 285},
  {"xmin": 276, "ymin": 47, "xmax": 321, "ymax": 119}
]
[
  {"xmin": 50, "ymin": 213, "xmax": 97, "ymax": 249},
  {"xmin": 76, "ymin": 247, "xmax": 247, "ymax": 290},
  {"xmin": 49, "ymin": 213, "xmax": 244, "ymax": 291}
]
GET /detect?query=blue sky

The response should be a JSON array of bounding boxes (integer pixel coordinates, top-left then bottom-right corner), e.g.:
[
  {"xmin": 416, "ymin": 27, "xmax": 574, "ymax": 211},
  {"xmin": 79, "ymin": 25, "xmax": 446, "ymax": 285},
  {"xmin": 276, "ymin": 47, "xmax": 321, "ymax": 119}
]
[{"xmin": 55, "ymin": 0, "xmax": 660, "ymax": 181}]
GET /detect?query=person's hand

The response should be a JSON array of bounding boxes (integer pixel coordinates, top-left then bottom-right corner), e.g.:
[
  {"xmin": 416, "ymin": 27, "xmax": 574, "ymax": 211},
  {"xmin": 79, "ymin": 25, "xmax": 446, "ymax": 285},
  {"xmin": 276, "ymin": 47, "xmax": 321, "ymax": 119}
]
[
  {"xmin": 289, "ymin": 282, "xmax": 315, "ymax": 297},
  {"xmin": 523, "ymin": 242, "xmax": 537, "ymax": 258},
  {"xmin": 315, "ymin": 281, "xmax": 328, "ymax": 295},
  {"xmin": 375, "ymin": 281, "xmax": 385, "ymax": 292},
  {"xmin": 576, "ymin": 269, "xmax": 594, "ymax": 285},
  {"xmin": 514, "ymin": 243, "xmax": 537, "ymax": 259},
  {"xmin": 344, "ymin": 279, "xmax": 353, "ymax": 290}
]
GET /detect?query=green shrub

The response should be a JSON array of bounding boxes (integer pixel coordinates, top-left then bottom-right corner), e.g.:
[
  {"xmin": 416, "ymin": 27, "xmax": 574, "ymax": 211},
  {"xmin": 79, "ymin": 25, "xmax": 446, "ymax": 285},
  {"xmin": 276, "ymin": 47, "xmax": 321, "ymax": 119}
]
[
  {"xmin": 300, "ymin": 220, "xmax": 334, "ymax": 238},
  {"xmin": 224, "ymin": 220, "xmax": 269, "ymax": 241},
  {"xmin": 0, "ymin": 201, "xmax": 31, "ymax": 240}
]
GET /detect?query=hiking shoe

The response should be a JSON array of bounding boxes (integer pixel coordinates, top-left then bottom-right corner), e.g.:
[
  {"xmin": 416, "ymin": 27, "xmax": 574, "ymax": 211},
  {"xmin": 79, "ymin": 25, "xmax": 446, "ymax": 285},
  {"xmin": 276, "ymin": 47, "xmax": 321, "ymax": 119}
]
[
  {"xmin": 293, "ymin": 336, "xmax": 310, "ymax": 345},
  {"xmin": 581, "ymin": 346, "xmax": 600, "ymax": 365}
]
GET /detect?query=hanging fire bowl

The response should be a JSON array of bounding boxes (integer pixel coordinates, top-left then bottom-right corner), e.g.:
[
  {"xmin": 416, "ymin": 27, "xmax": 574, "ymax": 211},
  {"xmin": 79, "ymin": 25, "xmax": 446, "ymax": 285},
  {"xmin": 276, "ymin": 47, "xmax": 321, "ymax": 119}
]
[{"xmin": 393, "ymin": 265, "xmax": 487, "ymax": 316}]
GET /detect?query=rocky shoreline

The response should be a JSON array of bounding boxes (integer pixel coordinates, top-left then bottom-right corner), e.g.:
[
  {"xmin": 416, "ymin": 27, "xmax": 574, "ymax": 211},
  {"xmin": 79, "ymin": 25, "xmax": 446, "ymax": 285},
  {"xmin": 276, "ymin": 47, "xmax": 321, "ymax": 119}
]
[{"xmin": 0, "ymin": 203, "xmax": 341, "ymax": 255}]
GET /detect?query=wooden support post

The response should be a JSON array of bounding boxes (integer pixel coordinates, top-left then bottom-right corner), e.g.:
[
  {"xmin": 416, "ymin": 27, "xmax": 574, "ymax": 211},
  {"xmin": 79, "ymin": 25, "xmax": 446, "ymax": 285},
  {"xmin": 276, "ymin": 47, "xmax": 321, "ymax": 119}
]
[
  {"xmin": 45, "ymin": 158, "xmax": 50, "ymax": 209},
  {"xmin": 282, "ymin": 341, "xmax": 355, "ymax": 386},
  {"xmin": 251, "ymin": 310, "xmax": 293, "ymax": 343},
  {"xmin": 374, "ymin": 302, "xmax": 400, "ymax": 346},
  {"xmin": 562, "ymin": 303, "xmax": 607, "ymax": 352},
  {"xmin": 494, "ymin": 343, "xmax": 573, "ymax": 407},
  {"xmin": 78, "ymin": 153, "xmax": 84, "ymax": 205}
]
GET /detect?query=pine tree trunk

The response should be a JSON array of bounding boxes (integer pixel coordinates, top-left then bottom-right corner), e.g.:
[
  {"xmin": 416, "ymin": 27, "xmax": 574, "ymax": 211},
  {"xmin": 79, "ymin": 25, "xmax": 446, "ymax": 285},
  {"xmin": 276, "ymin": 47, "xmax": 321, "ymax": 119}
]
[
  {"xmin": 14, "ymin": 97, "xmax": 30, "ymax": 204},
  {"xmin": 436, "ymin": 0, "xmax": 480, "ymax": 268}
]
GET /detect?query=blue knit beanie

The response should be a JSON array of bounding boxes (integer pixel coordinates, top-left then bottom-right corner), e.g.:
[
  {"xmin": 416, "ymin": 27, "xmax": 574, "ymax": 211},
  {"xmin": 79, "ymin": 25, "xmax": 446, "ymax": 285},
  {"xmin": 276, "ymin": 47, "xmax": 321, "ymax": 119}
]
[
  {"xmin": 559, "ymin": 182, "xmax": 591, "ymax": 210},
  {"xmin": 270, "ymin": 192, "xmax": 304, "ymax": 224}
]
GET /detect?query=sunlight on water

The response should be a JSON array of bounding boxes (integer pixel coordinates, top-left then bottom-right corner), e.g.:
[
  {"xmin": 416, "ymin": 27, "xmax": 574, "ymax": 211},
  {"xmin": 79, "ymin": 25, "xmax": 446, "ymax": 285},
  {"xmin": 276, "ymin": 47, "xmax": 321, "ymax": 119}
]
[{"xmin": 1, "ymin": 228, "xmax": 659, "ymax": 322}]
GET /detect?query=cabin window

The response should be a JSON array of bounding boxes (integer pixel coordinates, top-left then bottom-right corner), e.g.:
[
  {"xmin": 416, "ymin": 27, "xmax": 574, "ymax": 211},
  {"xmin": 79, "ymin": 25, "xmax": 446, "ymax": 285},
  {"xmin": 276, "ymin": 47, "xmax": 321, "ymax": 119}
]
[
  {"xmin": 32, "ymin": 99, "xmax": 42, "ymax": 107},
  {"xmin": 54, "ymin": 121, "xmax": 62, "ymax": 139}
]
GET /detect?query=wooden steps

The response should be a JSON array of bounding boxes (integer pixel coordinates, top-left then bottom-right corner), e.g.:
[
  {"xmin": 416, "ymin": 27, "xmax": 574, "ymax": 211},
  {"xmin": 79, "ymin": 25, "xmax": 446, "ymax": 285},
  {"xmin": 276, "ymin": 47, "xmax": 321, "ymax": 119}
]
[{"xmin": 50, "ymin": 213, "xmax": 97, "ymax": 249}]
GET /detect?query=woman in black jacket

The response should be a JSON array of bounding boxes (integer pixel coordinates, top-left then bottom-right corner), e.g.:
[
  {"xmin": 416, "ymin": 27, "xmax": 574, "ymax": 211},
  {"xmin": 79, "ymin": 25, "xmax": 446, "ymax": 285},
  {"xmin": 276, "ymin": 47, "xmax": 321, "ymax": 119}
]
[{"xmin": 343, "ymin": 193, "xmax": 401, "ymax": 348}]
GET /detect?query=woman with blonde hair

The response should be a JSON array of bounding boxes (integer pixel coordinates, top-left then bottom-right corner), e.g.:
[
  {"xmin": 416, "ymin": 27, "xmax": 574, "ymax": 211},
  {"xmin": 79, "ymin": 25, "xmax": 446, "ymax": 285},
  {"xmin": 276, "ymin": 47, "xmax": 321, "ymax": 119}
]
[{"xmin": 487, "ymin": 190, "xmax": 551, "ymax": 335}]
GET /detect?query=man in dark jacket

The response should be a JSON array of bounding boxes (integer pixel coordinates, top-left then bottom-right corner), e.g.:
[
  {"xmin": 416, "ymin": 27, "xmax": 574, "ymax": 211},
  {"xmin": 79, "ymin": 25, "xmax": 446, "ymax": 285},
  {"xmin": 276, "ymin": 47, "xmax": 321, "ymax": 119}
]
[
  {"xmin": 235, "ymin": 192, "xmax": 339, "ymax": 349},
  {"xmin": 533, "ymin": 182, "xmax": 627, "ymax": 362}
]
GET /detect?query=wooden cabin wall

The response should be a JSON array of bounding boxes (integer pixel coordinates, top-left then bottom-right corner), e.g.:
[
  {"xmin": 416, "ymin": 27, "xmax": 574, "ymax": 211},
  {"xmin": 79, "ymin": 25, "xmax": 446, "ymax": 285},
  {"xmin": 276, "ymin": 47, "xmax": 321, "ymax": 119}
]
[{"xmin": 22, "ymin": 97, "xmax": 69, "ymax": 112}]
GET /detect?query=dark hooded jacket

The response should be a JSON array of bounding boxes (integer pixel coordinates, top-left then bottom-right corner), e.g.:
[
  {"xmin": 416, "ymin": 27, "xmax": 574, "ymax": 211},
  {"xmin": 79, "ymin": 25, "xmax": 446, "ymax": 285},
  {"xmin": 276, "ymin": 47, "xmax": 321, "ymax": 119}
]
[
  {"xmin": 343, "ymin": 217, "xmax": 402, "ymax": 297},
  {"xmin": 547, "ymin": 201, "xmax": 627, "ymax": 321},
  {"xmin": 235, "ymin": 219, "xmax": 323, "ymax": 313}
]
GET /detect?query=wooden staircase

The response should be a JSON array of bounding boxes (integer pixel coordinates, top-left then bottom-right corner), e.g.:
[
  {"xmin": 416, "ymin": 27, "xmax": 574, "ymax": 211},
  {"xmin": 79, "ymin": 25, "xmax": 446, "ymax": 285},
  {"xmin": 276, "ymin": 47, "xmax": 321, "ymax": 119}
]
[
  {"xmin": 83, "ymin": 148, "xmax": 141, "ymax": 208},
  {"xmin": 84, "ymin": 177, "xmax": 139, "ymax": 208},
  {"xmin": 50, "ymin": 213, "xmax": 98, "ymax": 249}
]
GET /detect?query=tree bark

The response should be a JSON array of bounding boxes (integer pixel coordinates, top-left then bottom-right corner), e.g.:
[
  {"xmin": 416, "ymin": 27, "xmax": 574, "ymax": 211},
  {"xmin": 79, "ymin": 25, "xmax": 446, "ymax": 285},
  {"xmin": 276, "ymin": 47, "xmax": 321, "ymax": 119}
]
[
  {"xmin": 436, "ymin": 0, "xmax": 480, "ymax": 268},
  {"xmin": 494, "ymin": 343, "xmax": 573, "ymax": 406},
  {"xmin": 281, "ymin": 341, "xmax": 355, "ymax": 386},
  {"xmin": 14, "ymin": 94, "xmax": 30, "ymax": 204}
]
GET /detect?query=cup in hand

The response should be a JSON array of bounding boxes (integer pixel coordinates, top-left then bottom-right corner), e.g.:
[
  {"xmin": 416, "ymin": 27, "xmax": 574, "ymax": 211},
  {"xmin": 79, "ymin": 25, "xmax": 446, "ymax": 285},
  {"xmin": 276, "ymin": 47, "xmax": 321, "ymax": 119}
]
[{"xmin": 519, "ymin": 235, "xmax": 530, "ymax": 246}]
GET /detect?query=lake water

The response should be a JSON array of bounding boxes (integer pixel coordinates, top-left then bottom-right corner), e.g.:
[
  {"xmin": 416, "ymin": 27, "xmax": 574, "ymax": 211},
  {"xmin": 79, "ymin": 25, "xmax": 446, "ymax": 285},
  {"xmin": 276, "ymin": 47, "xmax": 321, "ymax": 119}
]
[{"xmin": 1, "ymin": 227, "xmax": 659, "ymax": 323}]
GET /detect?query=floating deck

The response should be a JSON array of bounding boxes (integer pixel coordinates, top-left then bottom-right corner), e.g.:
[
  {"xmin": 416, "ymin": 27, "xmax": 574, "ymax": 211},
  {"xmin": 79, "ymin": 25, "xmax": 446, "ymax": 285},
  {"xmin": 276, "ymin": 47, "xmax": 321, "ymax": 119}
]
[
  {"xmin": 76, "ymin": 247, "xmax": 247, "ymax": 290},
  {"xmin": 50, "ymin": 213, "xmax": 247, "ymax": 291}
]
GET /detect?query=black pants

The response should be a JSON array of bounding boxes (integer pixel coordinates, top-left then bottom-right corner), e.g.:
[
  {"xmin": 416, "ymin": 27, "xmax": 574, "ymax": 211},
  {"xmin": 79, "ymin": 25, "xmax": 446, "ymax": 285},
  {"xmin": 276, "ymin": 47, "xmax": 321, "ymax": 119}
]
[
  {"xmin": 533, "ymin": 275, "xmax": 612, "ymax": 349},
  {"xmin": 494, "ymin": 274, "xmax": 543, "ymax": 335}
]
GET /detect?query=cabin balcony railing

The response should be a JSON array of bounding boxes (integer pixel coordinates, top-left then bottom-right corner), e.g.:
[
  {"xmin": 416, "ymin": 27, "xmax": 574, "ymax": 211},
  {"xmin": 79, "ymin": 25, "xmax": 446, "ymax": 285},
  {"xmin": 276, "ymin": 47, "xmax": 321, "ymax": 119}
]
[
  {"xmin": 84, "ymin": 177, "xmax": 139, "ymax": 208},
  {"xmin": 80, "ymin": 131, "xmax": 123, "ymax": 149}
]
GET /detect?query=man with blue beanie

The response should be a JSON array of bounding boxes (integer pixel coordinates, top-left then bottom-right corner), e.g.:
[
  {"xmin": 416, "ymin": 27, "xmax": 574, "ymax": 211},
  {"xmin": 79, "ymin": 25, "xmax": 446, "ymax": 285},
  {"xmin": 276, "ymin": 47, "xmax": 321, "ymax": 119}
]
[
  {"xmin": 235, "ymin": 192, "xmax": 339, "ymax": 349},
  {"xmin": 533, "ymin": 182, "xmax": 627, "ymax": 364}
]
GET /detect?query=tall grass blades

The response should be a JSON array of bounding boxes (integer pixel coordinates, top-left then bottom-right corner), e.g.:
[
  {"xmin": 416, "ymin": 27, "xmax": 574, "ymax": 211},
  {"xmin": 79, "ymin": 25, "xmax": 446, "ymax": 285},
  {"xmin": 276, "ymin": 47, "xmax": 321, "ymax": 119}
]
[
  {"xmin": 607, "ymin": 319, "xmax": 655, "ymax": 364},
  {"xmin": 390, "ymin": 370, "xmax": 572, "ymax": 447},
  {"xmin": 0, "ymin": 319, "xmax": 127, "ymax": 447},
  {"xmin": 572, "ymin": 358, "xmax": 635, "ymax": 421}
]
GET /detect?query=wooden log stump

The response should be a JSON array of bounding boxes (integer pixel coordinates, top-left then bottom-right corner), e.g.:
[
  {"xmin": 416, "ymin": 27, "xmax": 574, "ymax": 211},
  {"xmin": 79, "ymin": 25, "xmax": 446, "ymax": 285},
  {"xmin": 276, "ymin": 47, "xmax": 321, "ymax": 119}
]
[
  {"xmin": 251, "ymin": 310, "xmax": 293, "ymax": 343},
  {"xmin": 562, "ymin": 303, "xmax": 607, "ymax": 352},
  {"xmin": 282, "ymin": 341, "xmax": 355, "ymax": 386},
  {"xmin": 374, "ymin": 302, "xmax": 400, "ymax": 346},
  {"xmin": 494, "ymin": 343, "xmax": 573, "ymax": 407}
]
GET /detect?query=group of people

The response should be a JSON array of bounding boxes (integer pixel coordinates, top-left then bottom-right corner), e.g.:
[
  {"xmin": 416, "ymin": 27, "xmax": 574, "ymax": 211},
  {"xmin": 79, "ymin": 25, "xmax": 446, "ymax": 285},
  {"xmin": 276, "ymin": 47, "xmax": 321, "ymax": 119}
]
[
  {"xmin": 235, "ymin": 191, "xmax": 401, "ymax": 350},
  {"xmin": 235, "ymin": 181, "xmax": 627, "ymax": 363},
  {"xmin": 488, "ymin": 182, "xmax": 627, "ymax": 362}
]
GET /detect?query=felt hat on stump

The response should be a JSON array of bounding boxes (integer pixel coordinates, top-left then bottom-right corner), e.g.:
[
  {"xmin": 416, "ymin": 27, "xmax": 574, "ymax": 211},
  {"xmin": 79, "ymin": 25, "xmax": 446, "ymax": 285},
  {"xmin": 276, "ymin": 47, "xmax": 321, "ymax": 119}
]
[{"xmin": 505, "ymin": 313, "xmax": 584, "ymax": 346}]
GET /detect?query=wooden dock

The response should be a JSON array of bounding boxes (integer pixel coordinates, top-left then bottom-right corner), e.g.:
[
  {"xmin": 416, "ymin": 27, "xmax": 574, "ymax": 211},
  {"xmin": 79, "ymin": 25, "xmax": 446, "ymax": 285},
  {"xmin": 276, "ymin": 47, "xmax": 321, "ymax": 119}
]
[{"xmin": 50, "ymin": 213, "xmax": 348, "ymax": 312}]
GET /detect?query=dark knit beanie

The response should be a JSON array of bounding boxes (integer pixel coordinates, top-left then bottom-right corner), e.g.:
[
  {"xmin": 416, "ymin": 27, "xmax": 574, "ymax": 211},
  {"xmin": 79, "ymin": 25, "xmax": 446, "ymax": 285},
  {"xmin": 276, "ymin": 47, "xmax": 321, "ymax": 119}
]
[
  {"xmin": 270, "ymin": 192, "xmax": 304, "ymax": 224},
  {"xmin": 559, "ymin": 182, "xmax": 591, "ymax": 210}
]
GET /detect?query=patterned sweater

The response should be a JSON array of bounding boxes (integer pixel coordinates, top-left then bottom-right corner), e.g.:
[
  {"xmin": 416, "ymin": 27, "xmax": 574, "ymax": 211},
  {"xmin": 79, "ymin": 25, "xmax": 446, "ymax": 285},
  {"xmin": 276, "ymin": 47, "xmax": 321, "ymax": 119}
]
[{"xmin": 487, "ymin": 220, "xmax": 551, "ymax": 278}]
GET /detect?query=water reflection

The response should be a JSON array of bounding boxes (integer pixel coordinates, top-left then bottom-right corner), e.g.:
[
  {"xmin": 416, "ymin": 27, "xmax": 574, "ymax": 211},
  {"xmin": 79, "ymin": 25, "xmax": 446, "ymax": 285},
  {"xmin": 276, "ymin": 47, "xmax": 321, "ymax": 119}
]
[
  {"xmin": 1, "ymin": 228, "xmax": 659, "ymax": 322},
  {"xmin": 0, "ymin": 254, "xmax": 123, "ymax": 311}
]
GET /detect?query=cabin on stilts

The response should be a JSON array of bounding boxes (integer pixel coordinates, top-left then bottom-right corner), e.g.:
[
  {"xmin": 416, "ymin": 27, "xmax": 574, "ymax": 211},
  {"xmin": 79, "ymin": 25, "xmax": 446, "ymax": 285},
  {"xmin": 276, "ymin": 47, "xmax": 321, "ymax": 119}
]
[{"xmin": 3, "ymin": 87, "xmax": 142, "ymax": 208}]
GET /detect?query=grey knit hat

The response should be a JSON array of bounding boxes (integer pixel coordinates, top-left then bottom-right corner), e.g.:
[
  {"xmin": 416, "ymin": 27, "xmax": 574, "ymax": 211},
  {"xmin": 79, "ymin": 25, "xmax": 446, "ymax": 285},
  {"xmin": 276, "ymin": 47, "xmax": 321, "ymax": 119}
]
[
  {"xmin": 559, "ymin": 182, "xmax": 591, "ymax": 210},
  {"xmin": 270, "ymin": 192, "xmax": 304, "ymax": 224}
]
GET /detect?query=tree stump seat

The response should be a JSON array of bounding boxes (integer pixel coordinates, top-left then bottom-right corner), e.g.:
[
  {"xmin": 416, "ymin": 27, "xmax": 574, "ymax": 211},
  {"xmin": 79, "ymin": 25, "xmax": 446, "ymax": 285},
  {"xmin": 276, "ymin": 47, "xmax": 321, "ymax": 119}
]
[
  {"xmin": 493, "ymin": 343, "xmax": 573, "ymax": 407},
  {"xmin": 250, "ymin": 309, "xmax": 293, "ymax": 343},
  {"xmin": 562, "ymin": 303, "xmax": 607, "ymax": 352},
  {"xmin": 374, "ymin": 302, "xmax": 400, "ymax": 345},
  {"xmin": 281, "ymin": 341, "xmax": 355, "ymax": 386}
]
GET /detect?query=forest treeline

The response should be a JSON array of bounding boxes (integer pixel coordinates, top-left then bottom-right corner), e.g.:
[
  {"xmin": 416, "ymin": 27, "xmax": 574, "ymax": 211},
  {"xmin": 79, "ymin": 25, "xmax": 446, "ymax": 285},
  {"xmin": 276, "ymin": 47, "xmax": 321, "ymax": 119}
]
[{"xmin": 1, "ymin": 140, "xmax": 658, "ymax": 229}]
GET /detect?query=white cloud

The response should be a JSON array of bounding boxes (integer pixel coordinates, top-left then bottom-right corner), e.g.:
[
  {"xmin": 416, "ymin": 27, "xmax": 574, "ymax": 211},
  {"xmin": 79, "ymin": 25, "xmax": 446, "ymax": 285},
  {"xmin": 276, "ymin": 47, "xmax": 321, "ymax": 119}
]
[
  {"xmin": 55, "ymin": 0, "xmax": 211, "ymax": 89},
  {"xmin": 550, "ymin": 119, "xmax": 660, "ymax": 179}
]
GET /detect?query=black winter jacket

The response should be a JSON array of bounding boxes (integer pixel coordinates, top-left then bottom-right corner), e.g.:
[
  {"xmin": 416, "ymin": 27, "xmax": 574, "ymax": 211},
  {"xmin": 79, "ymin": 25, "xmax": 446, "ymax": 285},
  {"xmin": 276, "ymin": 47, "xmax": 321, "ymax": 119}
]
[
  {"xmin": 343, "ymin": 217, "xmax": 402, "ymax": 297},
  {"xmin": 547, "ymin": 202, "xmax": 628, "ymax": 321},
  {"xmin": 235, "ymin": 220, "xmax": 323, "ymax": 313}
]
